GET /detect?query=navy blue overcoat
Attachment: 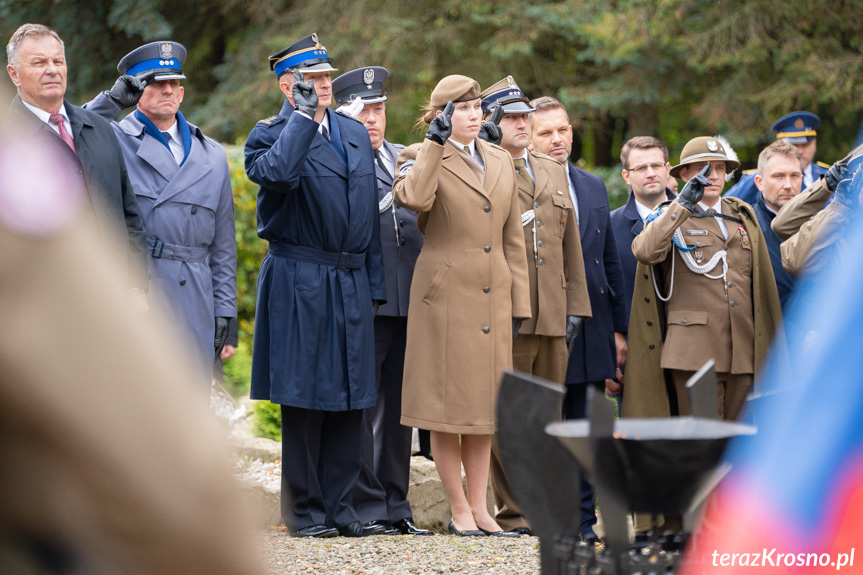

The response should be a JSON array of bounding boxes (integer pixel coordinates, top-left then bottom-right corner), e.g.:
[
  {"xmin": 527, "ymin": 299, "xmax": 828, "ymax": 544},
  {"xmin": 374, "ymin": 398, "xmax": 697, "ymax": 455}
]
[
  {"xmin": 245, "ymin": 103, "xmax": 386, "ymax": 410},
  {"xmin": 564, "ymin": 164, "xmax": 628, "ymax": 385}
]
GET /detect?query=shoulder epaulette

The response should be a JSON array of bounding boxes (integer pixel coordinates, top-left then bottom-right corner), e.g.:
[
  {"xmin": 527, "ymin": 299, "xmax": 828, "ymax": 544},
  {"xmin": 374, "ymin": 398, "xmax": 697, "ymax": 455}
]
[
  {"xmin": 816, "ymin": 161, "xmax": 831, "ymax": 169},
  {"xmin": 256, "ymin": 115, "xmax": 284, "ymax": 127},
  {"xmin": 742, "ymin": 168, "xmax": 757, "ymax": 175}
]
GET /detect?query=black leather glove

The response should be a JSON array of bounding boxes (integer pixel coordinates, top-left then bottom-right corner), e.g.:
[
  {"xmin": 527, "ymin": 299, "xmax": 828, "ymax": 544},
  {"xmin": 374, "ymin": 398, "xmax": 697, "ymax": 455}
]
[
  {"xmin": 104, "ymin": 73, "xmax": 152, "ymax": 109},
  {"xmin": 292, "ymin": 69, "xmax": 318, "ymax": 117},
  {"xmin": 425, "ymin": 101, "xmax": 454, "ymax": 145},
  {"xmin": 677, "ymin": 163, "xmax": 712, "ymax": 213},
  {"xmin": 214, "ymin": 316, "xmax": 231, "ymax": 355},
  {"xmin": 477, "ymin": 105, "xmax": 503, "ymax": 146},
  {"xmin": 824, "ymin": 156, "xmax": 851, "ymax": 192},
  {"xmin": 512, "ymin": 318, "xmax": 523, "ymax": 343},
  {"xmin": 835, "ymin": 165, "xmax": 862, "ymax": 208},
  {"xmin": 565, "ymin": 315, "xmax": 583, "ymax": 345}
]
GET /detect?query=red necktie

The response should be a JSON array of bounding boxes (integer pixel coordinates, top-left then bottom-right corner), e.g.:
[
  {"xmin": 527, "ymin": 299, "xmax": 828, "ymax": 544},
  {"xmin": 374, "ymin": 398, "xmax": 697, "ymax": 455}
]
[{"xmin": 49, "ymin": 113, "xmax": 77, "ymax": 155}]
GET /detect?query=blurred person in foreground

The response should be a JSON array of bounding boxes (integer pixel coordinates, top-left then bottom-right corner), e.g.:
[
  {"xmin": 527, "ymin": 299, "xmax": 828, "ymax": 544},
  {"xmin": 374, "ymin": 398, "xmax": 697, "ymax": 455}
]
[
  {"xmin": 4, "ymin": 23, "xmax": 148, "ymax": 309},
  {"xmin": 0, "ymin": 104, "xmax": 262, "ymax": 575},
  {"xmin": 84, "ymin": 40, "xmax": 238, "ymax": 386}
]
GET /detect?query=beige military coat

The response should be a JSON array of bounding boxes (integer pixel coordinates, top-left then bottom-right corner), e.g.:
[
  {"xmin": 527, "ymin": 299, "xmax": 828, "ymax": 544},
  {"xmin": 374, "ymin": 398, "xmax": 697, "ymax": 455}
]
[
  {"xmin": 393, "ymin": 138, "xmax": 531, "ymax": 435},
  {"xmin": 771, "ymin": 177, "xmax": 832, "ymax": 241},
  {"xmin": 780, "ymin": 200, "xmax": 853, "ymax": 276},
  {"xmin": 517, "ymin": 151, "xmax": 591, "ymax": 335}
]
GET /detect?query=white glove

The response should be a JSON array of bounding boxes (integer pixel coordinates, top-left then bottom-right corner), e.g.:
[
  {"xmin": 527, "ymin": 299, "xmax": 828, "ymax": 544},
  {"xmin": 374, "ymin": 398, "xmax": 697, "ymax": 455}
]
[{"xmin": 336, "ymin": 98, "xmax": 365, "ymax": 119}]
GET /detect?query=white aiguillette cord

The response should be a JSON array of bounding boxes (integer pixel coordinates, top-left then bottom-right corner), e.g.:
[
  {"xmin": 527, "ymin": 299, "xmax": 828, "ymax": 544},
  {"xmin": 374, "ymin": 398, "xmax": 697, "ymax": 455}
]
[{"xmin": 522, "ymin": 210, "xmax": 538, "ymax": 267}]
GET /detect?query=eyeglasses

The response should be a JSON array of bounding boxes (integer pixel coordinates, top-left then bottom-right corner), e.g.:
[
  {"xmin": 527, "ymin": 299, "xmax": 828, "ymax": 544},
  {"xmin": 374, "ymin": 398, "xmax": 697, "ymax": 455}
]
[{"xmin": 626, "ymin": 162, "xmax": 667, "ymax": 174}]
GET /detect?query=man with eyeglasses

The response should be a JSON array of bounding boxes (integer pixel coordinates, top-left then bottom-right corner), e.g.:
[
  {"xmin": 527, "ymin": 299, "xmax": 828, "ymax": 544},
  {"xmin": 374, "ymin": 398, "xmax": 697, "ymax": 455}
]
[{"xmin": 611, "ymin": 137, "xmax": 677, "ymax": 336}]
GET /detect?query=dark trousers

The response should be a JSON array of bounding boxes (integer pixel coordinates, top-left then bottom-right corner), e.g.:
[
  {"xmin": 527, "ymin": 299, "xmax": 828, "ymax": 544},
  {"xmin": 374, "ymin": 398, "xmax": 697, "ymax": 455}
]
[
  {"xmin": 280, "ymin": 405, "xmax": 363, "ymax": 530},
  {"xmin": 353, "ymin": 316, "xmax": 413, "ymax": 523},
  {"xmin": 562, "ymin": 381, "xmax": 606, "ymax": 538}
]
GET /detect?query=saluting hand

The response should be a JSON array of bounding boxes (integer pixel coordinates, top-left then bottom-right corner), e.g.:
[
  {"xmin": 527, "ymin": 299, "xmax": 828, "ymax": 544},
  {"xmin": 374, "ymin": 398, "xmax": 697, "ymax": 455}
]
[
  {"xmin": 677, "ymin": 163, "xmax": 711, "ymax": 213},
  {"xmin": 104, "ymin": 72, "xmax": 154, "ymax": 109},
  {"xmin": 825, "ymin": 155, "xmax": 851, "ymax": 193},
  {"xmin": 292, "ymin": 69, "xmax": 318, "ymax": 117},
  {"xmin": 477, "ymin": 105, "xmax": 504, "ymax": 146},
  {"xmin": 426, "ymin": 101, "xmax": 454, "ymax": 145},
  {"xmin": 835, "ymin": 164, "xmax": 863, "ymax": 209}
]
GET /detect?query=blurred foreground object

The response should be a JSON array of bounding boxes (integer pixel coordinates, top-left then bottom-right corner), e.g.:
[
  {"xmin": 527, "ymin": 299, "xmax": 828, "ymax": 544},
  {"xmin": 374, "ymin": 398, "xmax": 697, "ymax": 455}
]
[{"xmin": 0, "ymin": 116, "xmax": 262, "ymax": 575}]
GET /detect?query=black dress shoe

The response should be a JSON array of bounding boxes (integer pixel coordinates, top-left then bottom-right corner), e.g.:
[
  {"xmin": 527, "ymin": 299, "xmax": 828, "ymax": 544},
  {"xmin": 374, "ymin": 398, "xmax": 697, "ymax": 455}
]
[
  {"xmin": 478, "ymin": 526, "xmax": 522, "ymax": 538},
  {"xmin": 364, "ymin": 520, "xmax": 398, "ymax": 535},
  {"xmin": 339, "ymin": 521, "xmax": 385, "ymax": 537},
  {"xmin": 293, "ymin": 524, "xmax": 339, "ymax": 538},
  {"xmin": 510, "ymin": 527, "xmax": 532, "ymax": 536},
  {"xmin": 448, "ymin": 520, "xmax": 486, "ymax": 537},
  {"xmin": 393, "ymin": 518, "xmax": 434, "ymax": 536}
]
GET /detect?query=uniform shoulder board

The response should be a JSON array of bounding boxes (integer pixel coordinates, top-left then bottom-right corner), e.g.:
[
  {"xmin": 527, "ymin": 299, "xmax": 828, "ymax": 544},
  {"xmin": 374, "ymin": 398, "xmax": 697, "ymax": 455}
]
[
  {"xmin": 816, "ymin": 161, "xmax": 831, "ymax": 169},
  {"xmin": 742, "ymin": 168, "xmax": 757, "ymax": 175},
  {"xmin": 256, "ymin": 115, "xmax": 284, "ymax": 127}
]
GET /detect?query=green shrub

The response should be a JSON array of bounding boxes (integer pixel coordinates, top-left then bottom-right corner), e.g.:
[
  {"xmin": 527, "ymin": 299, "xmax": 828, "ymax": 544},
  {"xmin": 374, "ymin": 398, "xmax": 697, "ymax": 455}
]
[
  {"xmin": 253, "ymin": 401, "xmax": 282, "ymax": 441},
  {"xmin": 222, "ymin": 345, "xmax": 252, "ymax": 398}
]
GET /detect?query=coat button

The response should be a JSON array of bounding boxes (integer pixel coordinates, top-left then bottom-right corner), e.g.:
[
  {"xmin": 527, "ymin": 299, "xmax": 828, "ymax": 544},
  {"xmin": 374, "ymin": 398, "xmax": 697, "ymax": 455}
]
[
  {"xmin": 557, "ymin": 190, "xmax": 563, "ymax": 195},
  {"xmin": 681, "ymin": 319, "xmax": 687, "ymax": 324},
  {"xmin": 482, "ymin": 326, "xmax": 490, "ymax": 334},
  {"xmin": 600, "ymin": 286, "xmax": 604, "ymax": 293},
  {"xmin": 649, "ymin": 344, "xmax": 655, "ymax": 349},
  {"xmin": 670, "ymin": 214, "xmax": 677, "ymax": 221},
  {"xmin": 539, "ymin": 259, "xmax": 544, "ymax": 266},
  {"xmin": 647, "ymin": 320, "xmax": 653, "ymax": 326},
  {"xmin": 483, "ymin": 286, "xmax": 490, "ymax": 293},
  {"xmin": 399, "ymin": 219, "xmax": 405, "ymax": 225},
  {"xmin": 483, "ymin": 206, "xmax": 490, "ymax": 212},
  {"xmin": 400, "ymin": 239, "xmax": 406, "ymax": 246},
  {"xmin": 644, "ymin": 297, "xmax": 650, "ymax": 303},
  {"xmin": 594, "ymin": 257, "xmax": 599, "ymax": 264},
  {"xmin": 179, "ymin": 279, "xmax": 187, "ymax": 286},
  {"xmin": 183, "ymin": 242, "xmax": 190, "ymax": 247},
  {"xmin": 643, "ymin": 273, "xmax": 649, "ymax": 279},
  {"xmin": 727, "ymin": 281, "xmax": 733, "ymax": 288},
  {"xmin": 730, "ymin": 300, "xmax": 736, "ymax": 307},
  {"xmin": 484, "ymin": 245, "xmax": 491, "ymax": 253},
  {"xmin": 534, "ymin": 202, "xmax": 539, "ymax": 208},
  {"xmin": 536, "ymin": 220, "xmax": 542, "ymax": 227},
  {"xmin": 191, "ymin": 207, "xmax": 198, "ymax": 214},
  {"xmin": 537, "ymin": 240, "xmax": 543, "ymax": 247},
  {"xmin": 596, "ymin": 227, "xmax": 601, "ymax": 234}
]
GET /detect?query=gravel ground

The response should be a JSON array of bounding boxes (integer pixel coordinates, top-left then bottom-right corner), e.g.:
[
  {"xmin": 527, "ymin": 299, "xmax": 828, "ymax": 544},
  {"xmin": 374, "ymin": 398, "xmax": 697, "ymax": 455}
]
[{"xmin": 258, "ymin": 527, "xmax": 541, "ymax": 575}]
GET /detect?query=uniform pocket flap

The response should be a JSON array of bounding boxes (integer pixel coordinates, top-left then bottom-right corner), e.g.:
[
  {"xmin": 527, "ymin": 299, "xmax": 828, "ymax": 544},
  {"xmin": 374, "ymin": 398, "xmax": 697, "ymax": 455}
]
[
  {"xmin": 551, "ymin": 195, "xmax": 569, "ymax": 208},
  {"xmin": 667, "ymin": 309, "xmax": 708, "ymax": 326},
  {"xmin": 683, "ymin": 232, "xmax": 715, "ymax": 247}
]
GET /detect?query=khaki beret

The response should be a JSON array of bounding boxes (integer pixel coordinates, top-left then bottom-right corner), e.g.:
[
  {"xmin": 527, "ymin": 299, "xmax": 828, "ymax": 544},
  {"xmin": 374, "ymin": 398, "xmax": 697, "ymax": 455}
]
[
  {"xmin": 670, "ymin": 136, "xmax": 741, "ymax": 178},
  {"xmin": 430, "ymin": 75, "xmax": 481, "ymax": 107}
]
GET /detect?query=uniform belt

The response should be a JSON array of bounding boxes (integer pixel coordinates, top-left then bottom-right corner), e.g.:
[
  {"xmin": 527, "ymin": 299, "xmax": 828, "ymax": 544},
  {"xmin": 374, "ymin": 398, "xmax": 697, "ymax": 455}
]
[
  {"xmin": 147, "ymin": 237, "xmax": 208, "ymax": 262},
  {"xmin": 268, "ymin": 242, "xmax": 366, "ymax": 269}
]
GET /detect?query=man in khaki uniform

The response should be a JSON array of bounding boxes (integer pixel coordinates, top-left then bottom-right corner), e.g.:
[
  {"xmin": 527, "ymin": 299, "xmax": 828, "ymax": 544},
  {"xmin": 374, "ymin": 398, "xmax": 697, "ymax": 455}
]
[
  {"xmin": 623, "ymin": 137, "xmax": 783, "ymax": 421},
  {"xmin": 0, "ymin": 112, "xmax": 262, "ymax": 575},
  {"xmin": 478, "ymin": 76, "xmax": 592, "ymax": 535}
]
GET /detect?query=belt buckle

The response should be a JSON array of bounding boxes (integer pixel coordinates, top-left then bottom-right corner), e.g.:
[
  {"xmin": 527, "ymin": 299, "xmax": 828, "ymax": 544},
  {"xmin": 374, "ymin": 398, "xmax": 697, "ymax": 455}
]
[
  {"xmin": 151, "ymin": 238, "xmax": 165, "ymax": 259},
  {"xmin": 338, "ymin": 252, "xmax": 349, "ymax": 269}
]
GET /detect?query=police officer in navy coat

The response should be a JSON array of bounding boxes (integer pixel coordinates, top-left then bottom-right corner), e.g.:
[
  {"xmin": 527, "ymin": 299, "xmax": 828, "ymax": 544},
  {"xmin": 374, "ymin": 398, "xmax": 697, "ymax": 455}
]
[
  {"xmin": 529, "ymin": 96, "xmax": 628, "ymax": 542},
  {"xmin": 332, "ymin": 67, "xmax": 431, "ymax": 536},
  {"xmin": 244, "ymin": 34, "xmax": 387, "ymax": 539},
  {"xmin": 726, "ymin": 111, "xmax": 829, "ymax": 205}
]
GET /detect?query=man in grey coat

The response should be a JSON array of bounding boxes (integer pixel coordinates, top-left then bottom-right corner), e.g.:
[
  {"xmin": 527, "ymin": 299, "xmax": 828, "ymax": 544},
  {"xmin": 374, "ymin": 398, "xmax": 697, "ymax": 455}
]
[{"xmin": 86, "ymin": 41, "xmax": 237, "ymax": 385}]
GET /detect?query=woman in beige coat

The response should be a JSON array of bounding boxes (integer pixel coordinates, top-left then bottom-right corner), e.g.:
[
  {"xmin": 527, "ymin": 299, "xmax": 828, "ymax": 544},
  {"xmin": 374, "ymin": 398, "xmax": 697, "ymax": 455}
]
[{"xmin": 393, "ymin": 75, "xmax": 530, "ymax": 536}]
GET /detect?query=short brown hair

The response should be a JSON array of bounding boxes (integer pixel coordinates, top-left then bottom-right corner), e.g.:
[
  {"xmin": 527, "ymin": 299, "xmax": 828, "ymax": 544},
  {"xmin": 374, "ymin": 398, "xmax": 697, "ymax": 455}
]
[
  {"xmin": 529, "ymin": 96, "xmax": 569, "ymax": 122},
  {"xmin": 757, "ymin": 140, "xmax": 802, "ymax": 176},
  {"xmin": 6, "ymin": 24, "xmax": 64, "ymax": 68},
  {"xmin": 620, "ymin": 136, "xmax": 668, "ymax": 169}
]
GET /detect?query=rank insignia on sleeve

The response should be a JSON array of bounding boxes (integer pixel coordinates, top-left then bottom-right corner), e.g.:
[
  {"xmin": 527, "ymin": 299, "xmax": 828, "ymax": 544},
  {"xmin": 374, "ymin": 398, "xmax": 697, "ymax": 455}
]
[{"xmin": 399, "ymin": 159, "xmax": 415, "ymax": 176}]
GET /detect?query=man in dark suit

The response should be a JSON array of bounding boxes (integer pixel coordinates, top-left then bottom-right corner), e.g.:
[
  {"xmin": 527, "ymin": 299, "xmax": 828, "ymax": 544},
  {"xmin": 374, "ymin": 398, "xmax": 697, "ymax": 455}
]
[
  {"xmin": 5, "ymin": 23, "xmax": 148, "ymax": 304},
  {"xmin": 610, "ymin": 137, "xmax": 677, "ymax": 326},
  {"xmin": 245, "ymin": 34, "xmax": 387, "ymax": 539},
  {"xmin": 331, "ymin": 66, "xmax": 431, "ymax": 536},
  {"xmin": 529, "ymin": 96, "xmax": 628, "ymax": 543}
]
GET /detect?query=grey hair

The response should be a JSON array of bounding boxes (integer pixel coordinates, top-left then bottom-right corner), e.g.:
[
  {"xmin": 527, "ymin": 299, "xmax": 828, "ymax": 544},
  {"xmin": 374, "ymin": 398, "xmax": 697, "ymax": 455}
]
[{"xmin": 6, "ymin": 23, "xmax": 64, "ymax": 68}]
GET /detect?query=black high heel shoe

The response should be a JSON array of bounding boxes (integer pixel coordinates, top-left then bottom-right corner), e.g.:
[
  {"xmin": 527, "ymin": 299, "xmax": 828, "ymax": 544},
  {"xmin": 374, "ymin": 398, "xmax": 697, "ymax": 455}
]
[
  {"xmin": 448, "ymin": 519, "xmax": 486, "ymax": 537},
  {"xmin": 477, "ymin": 526, "xmax": 522, "ymax": 538}
]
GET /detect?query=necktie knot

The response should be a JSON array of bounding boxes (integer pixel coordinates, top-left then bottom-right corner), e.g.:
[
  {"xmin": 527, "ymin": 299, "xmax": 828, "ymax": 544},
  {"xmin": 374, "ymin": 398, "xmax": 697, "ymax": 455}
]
[
  {"xmin": 463, "ymin": 145, "xmax": 471, "ymax": 155},
  {"xmin": 513, "ymin": 157, "xmax": 534, "ymax": 191},
  {"xmin": 161, "ymin": 131, "xmax": 172, "ymax": 143},
  {"xmin": 49, "ymin": 113, "xmax": 76, "ymax": 155},
  {"xmin": 513, "ymin": 157, "xmax": 526, "ymax": 171},
  {"xmin": 321, "ymin": 124, "xmax": 330, "ymax": 141},
  {"xmin": 374, "ymin": 148, "xmax": 391, "ymax": 179}
]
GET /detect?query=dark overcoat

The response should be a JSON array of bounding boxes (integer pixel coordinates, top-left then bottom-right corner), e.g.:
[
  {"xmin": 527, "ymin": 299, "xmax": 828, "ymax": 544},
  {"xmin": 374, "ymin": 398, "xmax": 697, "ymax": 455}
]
[
  {"xmin": 564, "ymin": 164, "xmax": 628, "ymax": 385},
  {"xmin": 245, "ymin": 103, "xmax": 386, "ymax": 411},
  {"xmin": 7, "ymin": 96, "xmax": 148, "ymax": 287},
  {"xmin": 86, "ymin": 94, "xmax": 237, "ymax": 383}
]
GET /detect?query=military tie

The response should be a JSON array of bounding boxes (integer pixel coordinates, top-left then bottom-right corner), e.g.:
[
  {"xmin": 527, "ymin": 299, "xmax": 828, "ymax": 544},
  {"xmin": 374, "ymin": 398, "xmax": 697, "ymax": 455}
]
[
  {"xmin": 161, "ymin": 131, "xmax": 176, "ymax": 157},
  {"xmin": 48, "ymin": 114, "xmax": 76, "ymax": 155},
  {"xmin": 513, "ymin": 157, "xmax": 534, "ymax": 192},
  {"xmin": 320, "ymin": 124, "xmax": 330, "ymax": 141},
  {"xmin": 374, "ymin": 148, "xmax": 391, "ymax": 179}
]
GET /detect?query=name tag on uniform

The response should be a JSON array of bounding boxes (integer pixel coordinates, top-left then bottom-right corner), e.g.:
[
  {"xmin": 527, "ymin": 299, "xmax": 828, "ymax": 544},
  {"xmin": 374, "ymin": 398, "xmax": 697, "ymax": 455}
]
[{"xmin": 686, "ymin": 229, "xmax": 708, "ymax": 236}]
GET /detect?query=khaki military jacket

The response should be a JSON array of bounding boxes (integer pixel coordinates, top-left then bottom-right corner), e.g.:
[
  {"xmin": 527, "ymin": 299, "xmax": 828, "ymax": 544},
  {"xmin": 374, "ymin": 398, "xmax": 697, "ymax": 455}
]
[
  {"xmin": 393, "ymin": 138, "xmax": 530, "ymax": 434},
  {"xmin": 622, "ymin": 198, "xmax": 783, "ymax": 418},
  {"xmin": 517, "ymin": 151, "xmax": 591, "ymax": 335},
  {"xmin": 780, "ymin": 200, "xmax": 853, "ymax": 276},
  {"xmin": 771, "ymin": 177, "xmax": 832, "ymax": 241}
]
